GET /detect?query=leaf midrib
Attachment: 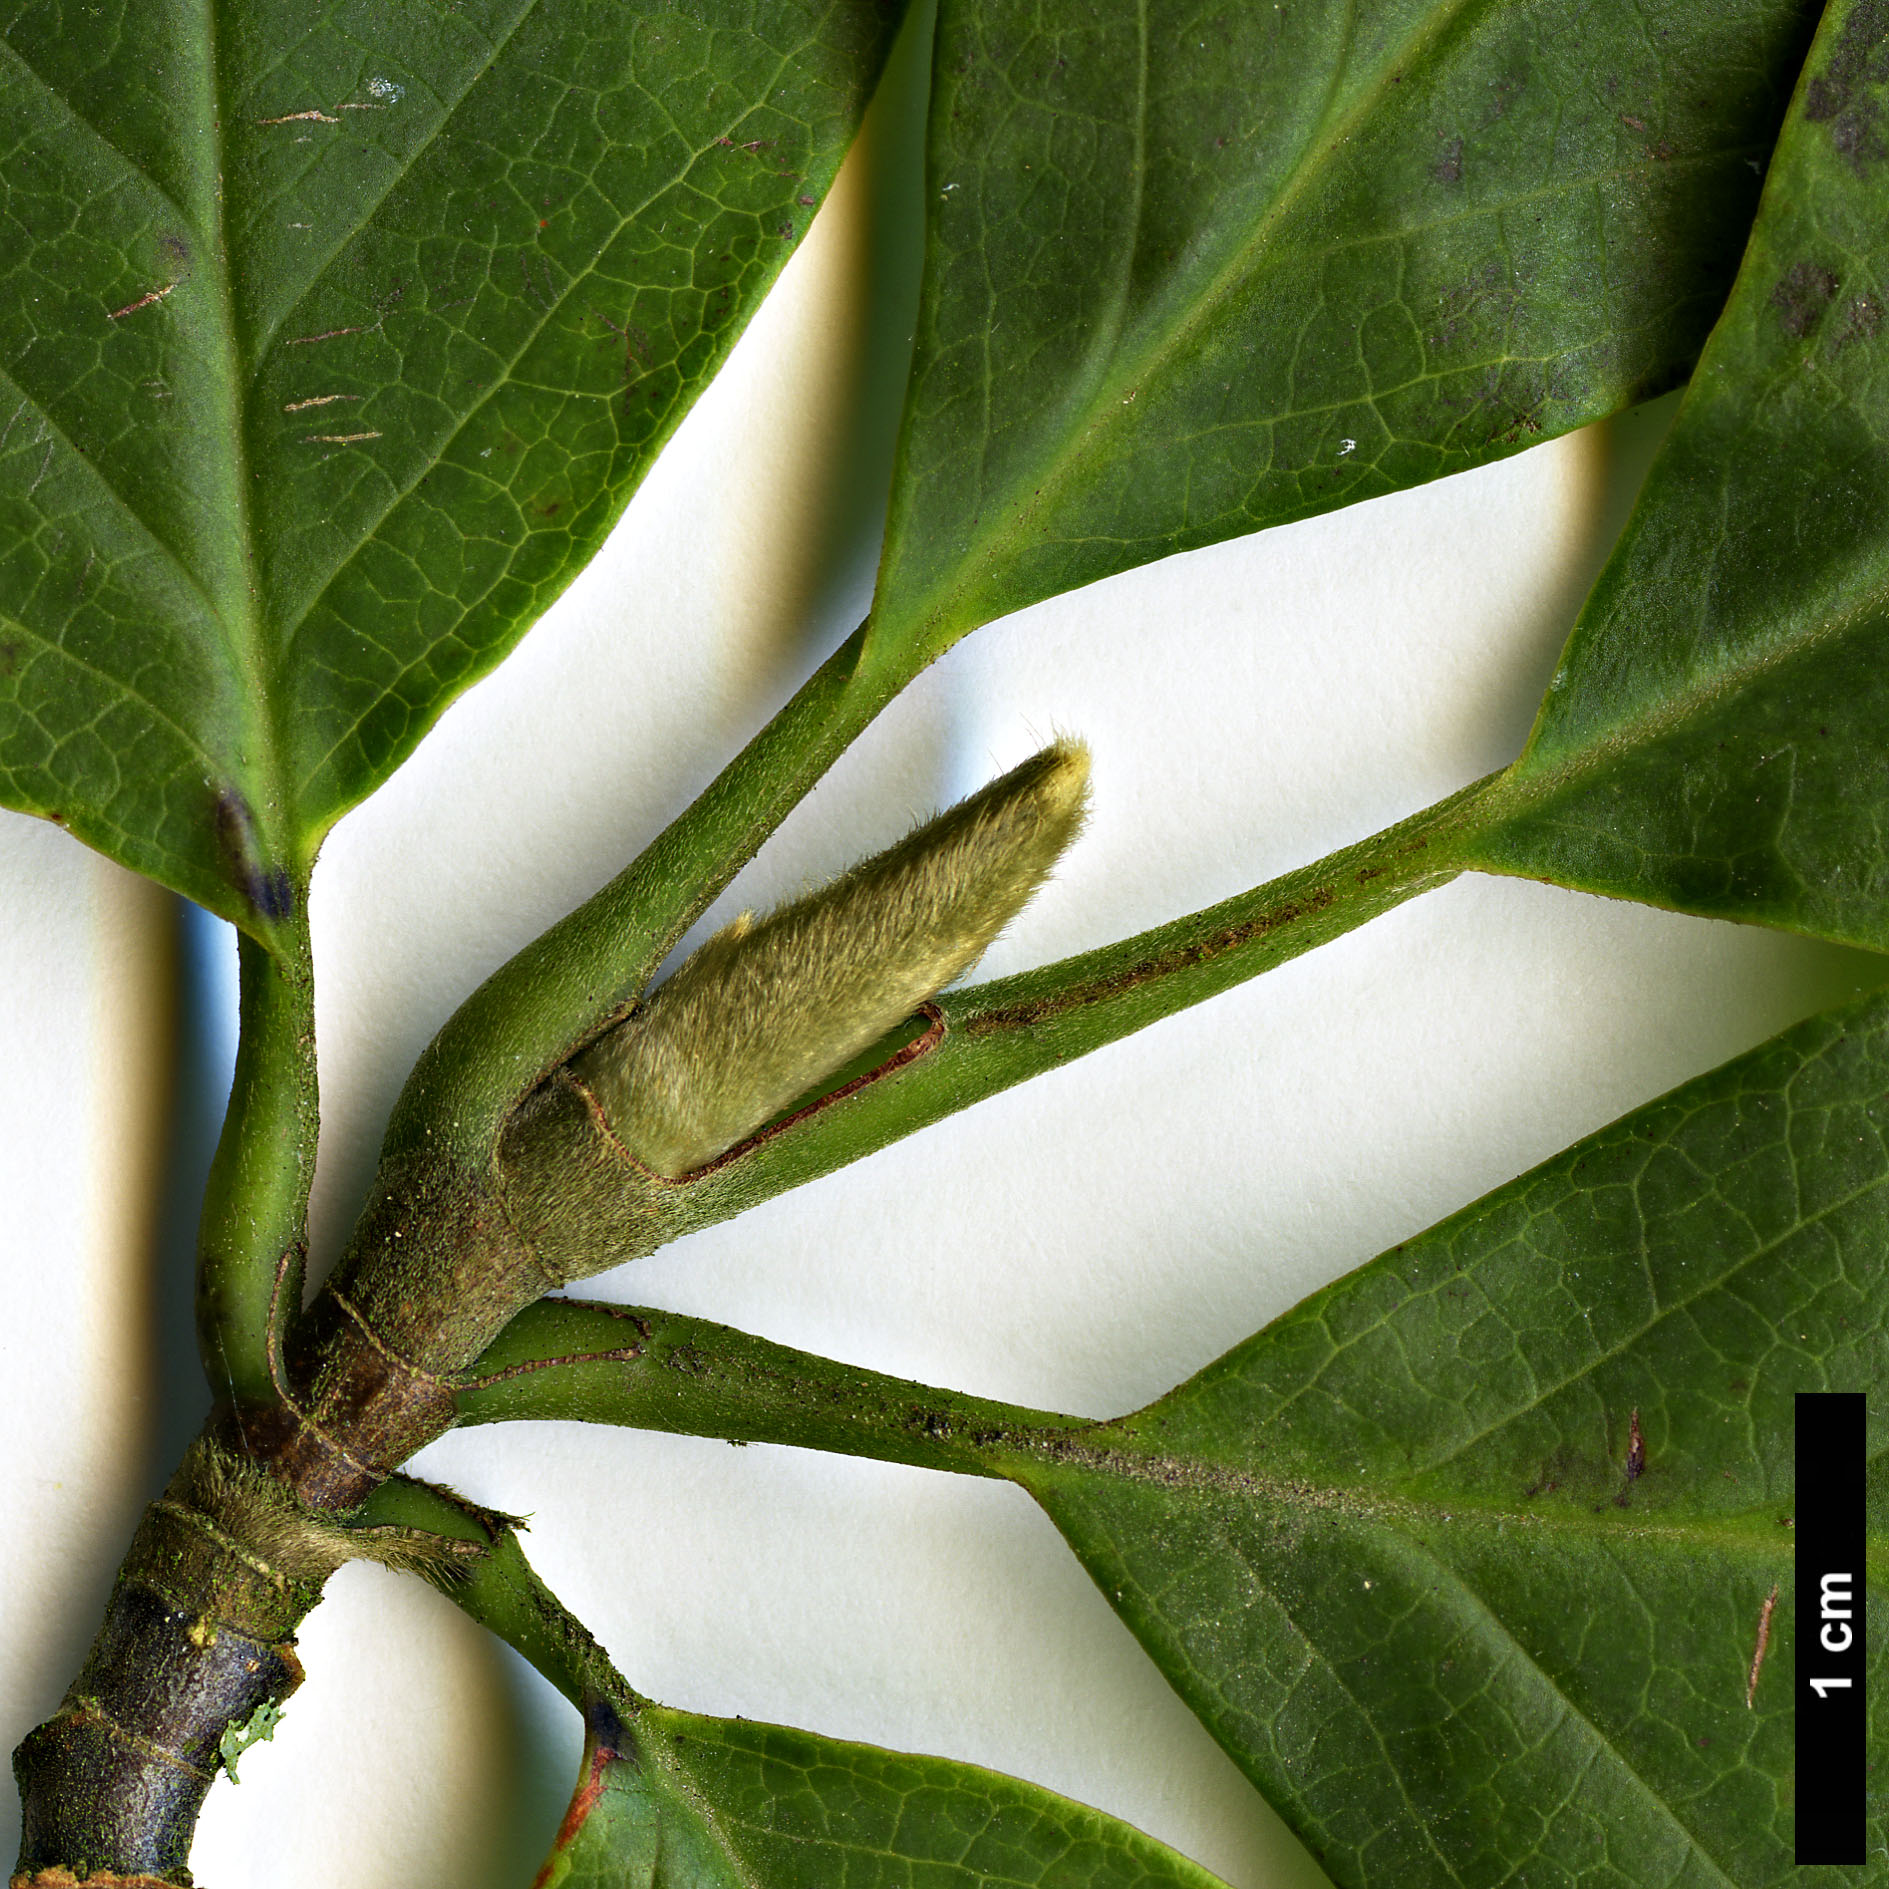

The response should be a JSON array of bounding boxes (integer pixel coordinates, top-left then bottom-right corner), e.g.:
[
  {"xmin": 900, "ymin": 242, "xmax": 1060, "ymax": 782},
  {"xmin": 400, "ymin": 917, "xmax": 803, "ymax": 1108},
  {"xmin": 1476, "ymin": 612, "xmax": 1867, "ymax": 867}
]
[
  {"xmin": 1038, "ymin": 1433, "xmax": 1801, "ymax": 1563},
  {"xmin": 143, "ymin": 0, "xmax": 290, "ymax": 884},
  {"xmin": 880, "ymin": 0, "xmax": 1500, "ymax": 654}
]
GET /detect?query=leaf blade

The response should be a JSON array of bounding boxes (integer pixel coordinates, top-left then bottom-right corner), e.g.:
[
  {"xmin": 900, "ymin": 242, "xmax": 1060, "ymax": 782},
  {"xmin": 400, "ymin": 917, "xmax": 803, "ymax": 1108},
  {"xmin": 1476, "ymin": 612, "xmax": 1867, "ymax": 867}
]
[
  {"xmin": 1462, "ymin": 0, "xmax": 1889, "ymax": 948},
  {"xmin": 547, "ymin": 1702, "xmax": 1235, "ymax": 1889},
  {"xmin": 865, "ymin": 0, "xmax": 1818, "ymax": 669},
  {"xmin": 0, "ymin": 0, "xmax": 908, "ymax": 931},
  {"xmin": 1019, "ymin": 991, "xmax": 1889, "ymax": 1885}
]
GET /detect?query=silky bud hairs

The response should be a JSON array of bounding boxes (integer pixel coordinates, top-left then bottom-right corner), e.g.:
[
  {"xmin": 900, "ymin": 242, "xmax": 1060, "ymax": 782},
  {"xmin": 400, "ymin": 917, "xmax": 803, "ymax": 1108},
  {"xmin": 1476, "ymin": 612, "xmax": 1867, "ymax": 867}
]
[{"xmin": 575, "ymin": 739, "xmax": 1091, "ymax": 1177}]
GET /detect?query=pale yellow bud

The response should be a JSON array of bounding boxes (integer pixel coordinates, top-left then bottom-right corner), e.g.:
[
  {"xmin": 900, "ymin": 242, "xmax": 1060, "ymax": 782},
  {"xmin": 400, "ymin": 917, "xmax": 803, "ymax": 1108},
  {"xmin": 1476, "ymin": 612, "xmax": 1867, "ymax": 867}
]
[{"xmin": 574, "ymin": 739, "xmax": 1090, "ymax": 1176}]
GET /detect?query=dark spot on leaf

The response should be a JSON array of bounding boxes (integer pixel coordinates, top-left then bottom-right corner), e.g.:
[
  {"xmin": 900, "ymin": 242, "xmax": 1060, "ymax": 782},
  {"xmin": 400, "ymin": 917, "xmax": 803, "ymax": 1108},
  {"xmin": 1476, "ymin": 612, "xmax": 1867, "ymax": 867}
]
[
  {"xmin": 160, "ymin": 232, "xmax": 190, "ymax": 268},
  {"xmin": 1802, "ymin": 0, "xmax": 1889, "ymax": 170},
  {"xmin": 1835, "ymin": 293, "xmax": 1883, "ymax": 350},
  {"xmin": 0, "ymin": 639, "xmax": 19, "ymax": 675},
  {"xmin": 584, "ymin": 1694, "xmax": 627, "ymax": 1763},
  {"xmin": 1484, "ymin": 74, "xmax": 1523, "ymax": 123},
  {"xmin": 1771, "ymin": 262, "xmax": 1840, "ymax": 338},
  {"xmin": 213, "ymin": 789, "xmax": 295, "ymax": 920},
  {"xmin": 1626, "ymin": 1407, "xmax": 1646, "ymax": 1481},
  {"xmin": 1432, "ymin": 135, "xmax": 1463, "ymax": 185}
]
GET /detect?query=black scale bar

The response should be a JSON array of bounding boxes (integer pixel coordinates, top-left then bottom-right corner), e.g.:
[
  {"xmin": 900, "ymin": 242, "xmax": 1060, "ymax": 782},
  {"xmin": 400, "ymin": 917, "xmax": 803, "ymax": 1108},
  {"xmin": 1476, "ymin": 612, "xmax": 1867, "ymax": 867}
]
[{"xmin": 1796, "ymin": 1391, "xmax": 1867, "ymax": 1866}]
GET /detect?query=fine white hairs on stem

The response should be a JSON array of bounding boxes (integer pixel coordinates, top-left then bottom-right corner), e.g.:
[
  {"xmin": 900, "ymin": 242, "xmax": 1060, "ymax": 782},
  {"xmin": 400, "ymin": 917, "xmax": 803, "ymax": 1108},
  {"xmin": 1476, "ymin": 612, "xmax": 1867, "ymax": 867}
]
[{"xmin": 575, "ymin": 739, "xmax": 1091, "ymax": 1177}]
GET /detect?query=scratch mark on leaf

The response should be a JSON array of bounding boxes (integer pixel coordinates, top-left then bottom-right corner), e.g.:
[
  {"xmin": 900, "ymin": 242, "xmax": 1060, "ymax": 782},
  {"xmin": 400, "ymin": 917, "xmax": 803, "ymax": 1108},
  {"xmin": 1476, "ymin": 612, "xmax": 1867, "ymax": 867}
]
[
  {"xmin": 1746, "ymin": 1582, "xmax": 1778, "ymax": 1708},
  {"xmin": 258, "ymin": 108, "xmax": 338, "ymax": 125},
  {"xmin": 282, "ymin": 393, "xmax": 363, "ymax": 412},
  {"xmin": 108, "ymin": 282, "xmax": 177, "ymax": 320},
  {"xmin": 286, "ymin": 322, "xmax": 380, "ymax": 346},
  {"xmin": 521, "ymin": 250, "xmax": 557, "ymax": 311},
  {"xmin": 301, "ymin": 431, "xmax": 381, "ymax": 445}
]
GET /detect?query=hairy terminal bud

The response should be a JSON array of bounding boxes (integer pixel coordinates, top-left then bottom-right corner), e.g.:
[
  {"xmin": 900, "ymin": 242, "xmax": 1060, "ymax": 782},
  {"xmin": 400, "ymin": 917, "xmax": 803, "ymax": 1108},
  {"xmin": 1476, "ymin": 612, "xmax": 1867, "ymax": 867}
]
[{"xmin": 574, "ymin": 738, "xmax": 1091, "ymax": 1176}]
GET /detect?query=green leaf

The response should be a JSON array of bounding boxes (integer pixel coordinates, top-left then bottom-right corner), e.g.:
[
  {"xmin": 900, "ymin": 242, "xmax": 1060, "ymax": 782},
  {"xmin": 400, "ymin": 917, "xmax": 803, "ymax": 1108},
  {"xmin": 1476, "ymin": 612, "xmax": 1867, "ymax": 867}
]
[
  {"xmin": 1462, "ymin": 0, "xmax": 1889, "ymax": 949},
  {"xmin": 1021, "ymin": 990, "xmax": 1889, "ymax": 1887},
  {"xmin": 864, "ymin": 0, "xmax": 1819, "ymax": 669},
  {"xmin": 0, "ymin": 0, "xmax": 904, "ymax": 936},
  {"xmin": 538, "ymin": 1698, "xmax": 1232, "ymax": 1889}
]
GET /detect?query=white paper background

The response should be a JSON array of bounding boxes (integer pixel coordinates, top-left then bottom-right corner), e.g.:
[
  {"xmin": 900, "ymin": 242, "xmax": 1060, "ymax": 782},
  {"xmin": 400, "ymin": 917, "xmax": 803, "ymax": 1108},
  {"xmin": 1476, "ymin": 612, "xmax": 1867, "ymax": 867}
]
[{"xmin": 1, "ymin": 28, "xmax": 1878, "ymax": 1886}]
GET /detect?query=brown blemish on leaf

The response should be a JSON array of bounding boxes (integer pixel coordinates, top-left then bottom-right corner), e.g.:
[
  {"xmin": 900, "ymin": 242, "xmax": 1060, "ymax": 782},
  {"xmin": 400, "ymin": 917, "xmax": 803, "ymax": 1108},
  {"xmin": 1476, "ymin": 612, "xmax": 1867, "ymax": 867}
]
[
  {"xmin": 286, "ymin": 320, "xmax": 380, "ymax": 347},
  {"xmin": 1835, "ymin": 293, "xmax": 1884, "ymax": 350},
  {"xmin": 258, "ymin": 108, "xmax": 338, "ymax": 125},
  {"xmin": 1771, "ymin": 262, "xmax": 1840, "ymax": 338},
  {"xmin": 107, "ymin": 282, "xmax": 175, "ymax": 321},
  {"xmin": 1746, "ymin": 1582, "xmax": 1778, "ymax": 1708},
  {"xmin": 1432, "ymin": 135, "xmax": 1464, "ymax": 184},
  {"xmin": 282, "ymin": 393, "xmax": 362, "ymax": 412},
  {"xmin": 1626, "ymin": 1407, "xmax": 1646, "ymax": 1481},
  {"xmin": 1483, "ymin": 74, "xmax": 1523, "ymax": 123}
]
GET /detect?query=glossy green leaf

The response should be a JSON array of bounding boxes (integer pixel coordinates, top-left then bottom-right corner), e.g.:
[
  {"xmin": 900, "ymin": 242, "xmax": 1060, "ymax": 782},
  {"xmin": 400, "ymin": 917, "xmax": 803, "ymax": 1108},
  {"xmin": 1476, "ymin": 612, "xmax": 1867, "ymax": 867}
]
[
  {"xmin": 1463, "ymin": 0, "xmax": 1889, "ymax": 948},
  {"xmin": 1025, "ymin": 990, "xmax": 1889, "ymax": 1887},
  {"xmin": 536, "ymin": 1700, "xmax": 1231, "ymax": 1889},
  {"xmin": 0, "ymin": 0, "xmax": 903, "ymax": 936},
  {"xmin": 863, "ymin": 0, "xmax": 1818, "ymax": 669}
]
